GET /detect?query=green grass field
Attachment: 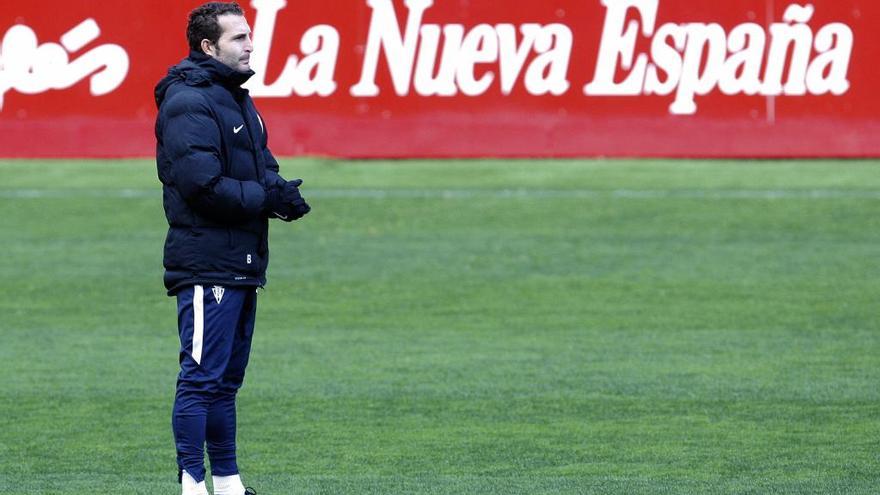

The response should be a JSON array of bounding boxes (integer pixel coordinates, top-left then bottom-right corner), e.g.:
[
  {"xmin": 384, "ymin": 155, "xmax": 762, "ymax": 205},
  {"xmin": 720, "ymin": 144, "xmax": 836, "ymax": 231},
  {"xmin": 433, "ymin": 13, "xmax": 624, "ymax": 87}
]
[{"xmin": 0, "ymin": 158, "xmax": 878, "ymax": 494}]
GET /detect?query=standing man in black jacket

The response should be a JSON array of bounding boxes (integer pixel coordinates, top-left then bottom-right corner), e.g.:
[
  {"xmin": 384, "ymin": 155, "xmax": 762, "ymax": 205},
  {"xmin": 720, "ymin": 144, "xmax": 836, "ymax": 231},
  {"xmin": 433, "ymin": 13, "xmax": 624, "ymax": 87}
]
[{"xmin": 154, "ymin": 3, "xmax": 309, "ymax": 494}]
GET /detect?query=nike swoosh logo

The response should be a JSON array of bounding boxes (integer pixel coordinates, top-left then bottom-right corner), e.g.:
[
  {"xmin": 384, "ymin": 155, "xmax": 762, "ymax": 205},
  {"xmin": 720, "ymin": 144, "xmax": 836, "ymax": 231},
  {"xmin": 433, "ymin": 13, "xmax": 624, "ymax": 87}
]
[{"xmin": 233, "ymin": 125, "xmax": 244, "ymax": 134}]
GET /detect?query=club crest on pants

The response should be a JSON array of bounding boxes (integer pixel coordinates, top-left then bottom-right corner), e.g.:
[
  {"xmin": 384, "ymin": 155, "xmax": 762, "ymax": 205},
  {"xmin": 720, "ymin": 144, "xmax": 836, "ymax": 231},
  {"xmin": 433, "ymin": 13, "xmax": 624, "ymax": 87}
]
[{"xmin": 212, "ymin": 285, "xmax": 225, "ymax": 304}]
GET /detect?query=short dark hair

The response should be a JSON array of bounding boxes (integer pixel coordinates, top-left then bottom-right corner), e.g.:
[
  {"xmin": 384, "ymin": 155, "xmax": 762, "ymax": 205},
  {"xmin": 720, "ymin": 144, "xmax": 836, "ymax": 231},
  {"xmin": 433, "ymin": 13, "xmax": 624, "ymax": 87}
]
[{"xmin": 186, "ymin": 2, "xmax": 244, "ymax": 52}]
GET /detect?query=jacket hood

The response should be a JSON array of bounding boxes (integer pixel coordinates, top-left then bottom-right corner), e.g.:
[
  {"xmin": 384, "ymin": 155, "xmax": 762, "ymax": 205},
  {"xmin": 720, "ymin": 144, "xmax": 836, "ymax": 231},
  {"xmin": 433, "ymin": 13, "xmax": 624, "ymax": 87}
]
[{"xmin": 154, "ymin": 51, "xmax": 255, "ymax": 108}]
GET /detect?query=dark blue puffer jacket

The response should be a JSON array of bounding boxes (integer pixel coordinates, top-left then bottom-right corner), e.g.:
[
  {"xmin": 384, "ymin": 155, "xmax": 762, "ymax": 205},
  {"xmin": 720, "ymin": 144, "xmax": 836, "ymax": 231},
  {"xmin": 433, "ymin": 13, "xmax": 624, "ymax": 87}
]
[{"xmin": 155, "ymin": 51, "xmax": 287, "ymax": 295}]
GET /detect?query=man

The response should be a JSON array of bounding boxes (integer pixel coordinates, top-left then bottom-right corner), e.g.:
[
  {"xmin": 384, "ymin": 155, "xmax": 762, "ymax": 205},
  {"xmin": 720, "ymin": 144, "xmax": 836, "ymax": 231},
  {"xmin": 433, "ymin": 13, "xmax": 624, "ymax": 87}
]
[{"xmin": 154, "ymin": 3, "xmax": 310, "ymax": 494}]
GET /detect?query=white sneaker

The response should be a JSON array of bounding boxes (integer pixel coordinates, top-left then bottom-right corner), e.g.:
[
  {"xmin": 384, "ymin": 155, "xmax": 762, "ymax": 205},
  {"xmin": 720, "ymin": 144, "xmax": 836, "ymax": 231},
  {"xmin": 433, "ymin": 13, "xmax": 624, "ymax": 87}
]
[
  {"xmin": 181, "ymin": 470, "xmax": 209, "ymax": 495},
  {"xmin": 212, "ymin": 474, "xmax": 247, "ymax": 495}
]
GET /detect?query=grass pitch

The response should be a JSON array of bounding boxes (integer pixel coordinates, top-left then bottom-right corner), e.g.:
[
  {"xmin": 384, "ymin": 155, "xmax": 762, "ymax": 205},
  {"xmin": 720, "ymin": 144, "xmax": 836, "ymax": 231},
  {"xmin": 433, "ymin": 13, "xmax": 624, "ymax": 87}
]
[{"xmin": 0, "ymin": 158, "xmax": 878, "ymax": 494}]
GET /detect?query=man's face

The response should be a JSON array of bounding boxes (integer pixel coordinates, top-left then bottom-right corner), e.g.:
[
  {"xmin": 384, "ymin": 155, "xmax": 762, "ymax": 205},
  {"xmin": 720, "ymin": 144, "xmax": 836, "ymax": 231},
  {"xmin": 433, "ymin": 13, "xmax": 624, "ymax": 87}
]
[{"xmin": 204, "ymin": 14, "xmax": 253, "ymax": 72}]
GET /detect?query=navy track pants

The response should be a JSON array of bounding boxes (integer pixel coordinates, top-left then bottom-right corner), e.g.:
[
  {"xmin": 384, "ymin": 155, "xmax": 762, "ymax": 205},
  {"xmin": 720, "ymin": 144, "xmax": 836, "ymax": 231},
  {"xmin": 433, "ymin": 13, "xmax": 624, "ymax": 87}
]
[{"xmin": 172, "ymin": 285, "xmax": 257, "ymax": 483}]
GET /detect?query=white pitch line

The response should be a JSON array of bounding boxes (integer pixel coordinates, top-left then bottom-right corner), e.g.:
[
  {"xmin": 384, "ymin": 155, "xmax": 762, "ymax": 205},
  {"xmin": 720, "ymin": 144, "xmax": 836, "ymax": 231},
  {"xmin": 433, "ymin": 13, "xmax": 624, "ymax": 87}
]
[
  {"xmin": 310, "ymin": 189, "xmax": 880, "ymax": 200},
  {"xmin": 0, "ymin": 188, "xmax": 879, "ymax": 200},
  {"xmin": 0, "ymin": 188, "xmax": 158, "ymax": 198}
]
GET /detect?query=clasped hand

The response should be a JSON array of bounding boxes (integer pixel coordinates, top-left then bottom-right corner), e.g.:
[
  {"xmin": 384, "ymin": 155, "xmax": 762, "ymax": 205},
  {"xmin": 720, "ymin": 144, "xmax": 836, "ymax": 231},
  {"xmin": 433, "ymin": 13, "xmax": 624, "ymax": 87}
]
[{"xmin": 265, "ymin": 179, "xmax": 311, "ymax": 221}]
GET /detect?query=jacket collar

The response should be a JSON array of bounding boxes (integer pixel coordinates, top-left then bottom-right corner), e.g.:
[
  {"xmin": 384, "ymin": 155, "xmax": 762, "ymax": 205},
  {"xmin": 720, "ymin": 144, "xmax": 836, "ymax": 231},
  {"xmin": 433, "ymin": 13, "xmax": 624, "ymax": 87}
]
[
  {"xmin": 186, "ymin": 50, "xmax": 255, "ymax": 89},
  {"xmin": 154, "ymin": 51, "xmax": 256, "ymax": 108}
]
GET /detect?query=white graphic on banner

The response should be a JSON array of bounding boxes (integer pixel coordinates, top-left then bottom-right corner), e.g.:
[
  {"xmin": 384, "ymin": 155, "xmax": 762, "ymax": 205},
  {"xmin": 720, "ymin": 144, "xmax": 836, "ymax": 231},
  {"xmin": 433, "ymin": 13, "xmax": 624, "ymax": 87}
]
[
  {"xmin": 350, "ymin": 0, "xmax": 571, "ymax": 97},
  {"xmin": 237, "ymin": 0, "xmax": 852, "ymax": 115},
  {"xmin": 244, "ymin": 0, "xmax": 339, "ymax": 97},
  {"xmin": 584, "ymin": 1, "xmax": 853, "ymax": 115},
  {"xmin": 0, "ymin": 18, "xmax": 129, "ymax": 110}
]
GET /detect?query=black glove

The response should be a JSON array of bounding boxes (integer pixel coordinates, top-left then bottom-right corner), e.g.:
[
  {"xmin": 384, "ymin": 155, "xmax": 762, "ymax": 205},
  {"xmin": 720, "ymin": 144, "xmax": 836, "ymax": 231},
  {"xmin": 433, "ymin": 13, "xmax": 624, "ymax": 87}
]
[{"xmin": 264, "ymin": 179, "xmax": 310, "ymax": 221}]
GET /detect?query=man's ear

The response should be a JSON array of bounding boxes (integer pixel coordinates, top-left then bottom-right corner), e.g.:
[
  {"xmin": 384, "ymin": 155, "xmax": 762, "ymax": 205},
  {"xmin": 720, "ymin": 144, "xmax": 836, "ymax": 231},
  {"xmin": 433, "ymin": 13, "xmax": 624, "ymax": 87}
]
[{"xmin": 200, "ymin": 39, "xmax": 215, "ymax": 56}]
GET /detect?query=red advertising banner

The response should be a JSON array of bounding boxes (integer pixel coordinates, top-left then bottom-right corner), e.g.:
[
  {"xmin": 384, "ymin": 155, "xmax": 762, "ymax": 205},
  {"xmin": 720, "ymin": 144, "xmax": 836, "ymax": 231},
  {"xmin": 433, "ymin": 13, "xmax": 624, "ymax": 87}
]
[{"xmin": 0, "ymin": 0, "xmax": 877, "ymax": 158}]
